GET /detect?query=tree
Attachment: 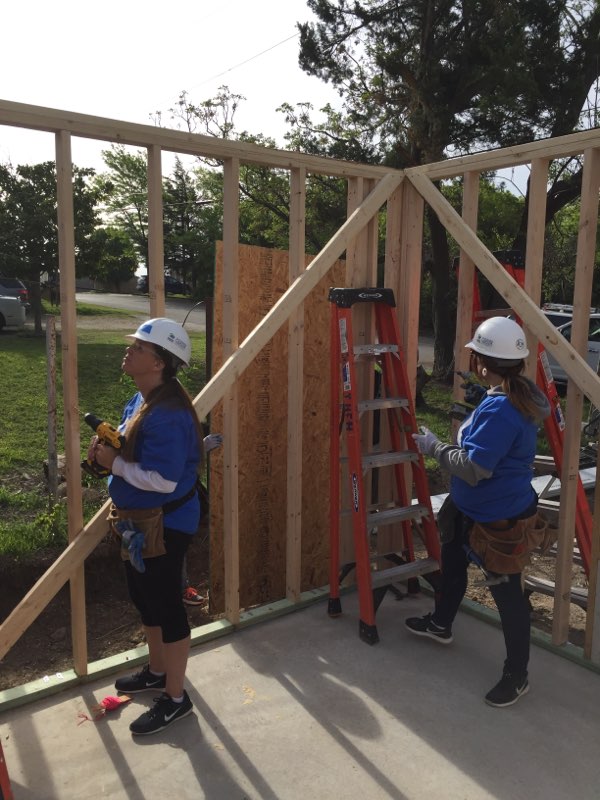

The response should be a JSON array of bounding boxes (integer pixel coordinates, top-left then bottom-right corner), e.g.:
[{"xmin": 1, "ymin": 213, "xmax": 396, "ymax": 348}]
[
  {"xmin": 89, "ymin": 227, "xmax": 138, "ymax": 291},
  {"xmin": 98, "ymin": 146, "xmax": 149, "ymax": 267},
  {"xmin": 160, "ymin": 88, "xmax": 354, "ymax": 256},
  {"xmin": 0, "ymin": 161, "xmax": 101, "ymax": 332},
  {"xmin": 298, "ymin": 0, "xmax": 600, "ymax": 377},
  {"xmin": 163, "ymin": 157, "xmax": 219, "ymax": 297}
]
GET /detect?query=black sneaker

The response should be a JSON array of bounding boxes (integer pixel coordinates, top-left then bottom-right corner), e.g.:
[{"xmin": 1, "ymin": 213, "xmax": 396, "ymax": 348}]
[
  {"xmin": 405, "ymin": 613, "xmax": 453, "ymax": 644},
  {"xmin": 129, "ymin": 691, "xmax": 193, "ymax": 736},
  {"xmin": 485, "ymin": 673, "xmax": 529, "ymax": 707},
  {"xmin": 115, "ymin": 664, "xmax": 166, "ymax": 694}
]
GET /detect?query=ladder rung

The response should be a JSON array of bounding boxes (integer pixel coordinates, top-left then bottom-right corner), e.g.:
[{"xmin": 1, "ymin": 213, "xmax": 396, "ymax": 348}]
[
  {"xmin": 361, "ymin": 451, "xmax": 418, "ymax": 468},
  {"xmin": 354, "ymin": 344, "xmax": 399, "ymax": 356},
  {"xmin": 367, "ymin": 504, "xmax": 429, "ymax": 527},
  {"xmin": 370, "ymin": 557, "xmax": 439, "ymax": 588},
  {"xmin": 358, "ymin": 397, "xmax": 408, "ymax": 412}
]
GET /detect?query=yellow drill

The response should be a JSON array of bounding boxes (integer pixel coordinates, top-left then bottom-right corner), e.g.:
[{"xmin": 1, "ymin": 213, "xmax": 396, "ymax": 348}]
[{"xmin": 81, "ymin": 413, "xmax": 125, "ymax": 478}]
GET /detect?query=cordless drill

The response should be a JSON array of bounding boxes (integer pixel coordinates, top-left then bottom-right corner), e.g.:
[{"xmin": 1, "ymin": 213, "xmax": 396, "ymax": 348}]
[{"xmin": 81, "ymin": 413, "xmax": 126, "ymax": 478}]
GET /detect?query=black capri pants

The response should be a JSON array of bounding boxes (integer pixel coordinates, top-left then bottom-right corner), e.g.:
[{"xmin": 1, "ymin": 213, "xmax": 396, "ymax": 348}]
[{"xmin": 124, "ymin": 527, "xmax": 192, "ymax": 643}]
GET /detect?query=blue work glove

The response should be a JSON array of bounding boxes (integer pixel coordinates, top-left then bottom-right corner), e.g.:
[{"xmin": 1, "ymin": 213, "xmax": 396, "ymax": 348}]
[
  {"xmin": 462, "ymin": 382, "xmax": 487, "ymax": 406},
  {"xmin": 127, "ymin": 530, "xmax": 146, "ymax": 573},
  {"xmin": 203, "ymin": 433, "xmax": 223, "ymax": 453},
  {"xmin": 412, "ymin": 426, "xmax": 440, "ymax": 456},
  {"xmin": 115, "ymin": 520, "xmax": 146, "ymax": 573}
]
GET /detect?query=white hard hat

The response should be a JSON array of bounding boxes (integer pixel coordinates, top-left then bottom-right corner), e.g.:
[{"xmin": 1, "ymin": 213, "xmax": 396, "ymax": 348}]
[
  {"xmin": 465, "ymin": 316, "xmax": 529, "ymax": 361},
  {"xmin": 127, "ymin": 318, "xmax": 191, "ymax": 366}
]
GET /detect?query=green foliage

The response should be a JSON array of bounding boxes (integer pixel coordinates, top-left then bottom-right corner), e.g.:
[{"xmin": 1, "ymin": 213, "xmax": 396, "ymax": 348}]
[
  {"xmin": 0, "ymin": 486, "xmax": 40, "ymax": 511},
  {"xmin": 299, "ymin": 1, "xmax": 600, "ymax": 164},
  {"xmin": 543, "ymin": 199, "xmax": 600, "ymax": 305},
  {"xmin": 0, "ymin": 480, "xmax": 68, "ymax": 556},
  {"xmin": 31, "ymin": 504, "xmax": 68, "ymax": 548}
]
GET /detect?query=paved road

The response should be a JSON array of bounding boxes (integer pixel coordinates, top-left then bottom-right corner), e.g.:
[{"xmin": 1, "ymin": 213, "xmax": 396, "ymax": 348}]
[
  {"xmin": 75, "ymin": 292, "xmax": 206, "ymax": 332},
  {"xmin": 75, "ymin": 293, "xmax": 436, "ymax": 365}
]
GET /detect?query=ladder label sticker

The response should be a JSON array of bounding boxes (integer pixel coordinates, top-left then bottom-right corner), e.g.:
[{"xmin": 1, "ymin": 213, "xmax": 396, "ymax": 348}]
[
  {"xmin": 339, "ymin": 319, "xmax": 349, "ymax": 354},
  {"xmin": 351, "ymin": 472, "xmax": 360, "ymax": 511},
  {"xmin": 552, "ymin": 399, "xmax": 566, "ymax": 431},
  {"xmin": 539, "ymin": 350, "xmax": 555, "ymax": 389},
  {"xmin": 342, "ymin": 362, "xmax": 351, "ymax": 392}
]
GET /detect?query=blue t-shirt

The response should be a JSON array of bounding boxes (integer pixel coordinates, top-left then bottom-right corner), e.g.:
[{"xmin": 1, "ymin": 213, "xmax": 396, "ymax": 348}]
[
  {"xmin": 108, "ymin": 392, "xmax": 201, "ymax": 534},
  {"xmin": 451, "ymin": 394, "xmax": 538, "ymax": 522}
]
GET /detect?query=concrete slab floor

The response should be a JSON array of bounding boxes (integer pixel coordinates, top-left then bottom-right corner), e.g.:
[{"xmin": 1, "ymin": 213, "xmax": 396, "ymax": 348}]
[{"xmin": 1, "ymin": 592, "xmax": 599, "ymax": 800}]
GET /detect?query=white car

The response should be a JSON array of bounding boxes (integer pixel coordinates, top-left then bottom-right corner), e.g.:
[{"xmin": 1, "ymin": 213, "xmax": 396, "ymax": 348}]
[
  {"xmin": 0, "ymin": 294, "xmax": 26, "ymax": 330},
  {"xmin": 546, "ymin": 313, "xmax": 600, "ymax": 384}
]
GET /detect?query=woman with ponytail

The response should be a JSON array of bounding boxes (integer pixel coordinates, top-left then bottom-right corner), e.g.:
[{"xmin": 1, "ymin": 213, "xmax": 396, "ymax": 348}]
[
  {"xmin": 407, "ymin": 317, "xmax": 550, "ymax": 708},
  {"xmin": 91, "ymin": 318, "xmax": 203, "ymax": 736}
]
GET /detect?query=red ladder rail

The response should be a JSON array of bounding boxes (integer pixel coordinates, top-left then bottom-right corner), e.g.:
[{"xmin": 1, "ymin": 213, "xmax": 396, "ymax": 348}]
[{"xmin": 0, "ymin": 740, "xmax": 13, "ymax": 800}]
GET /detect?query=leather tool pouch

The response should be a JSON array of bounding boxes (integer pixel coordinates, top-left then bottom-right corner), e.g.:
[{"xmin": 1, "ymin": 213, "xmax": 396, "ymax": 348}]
[
  {"xmin": 469, "ymin": 512, "xmax": 555, "ymax": 574},
  {"xmin": 108, "ymin": 504, "xmax": 166, "ymax": 562},
  {"xmin": 437, "ymin": 495, "xmax": 464, "ymax": 543}
]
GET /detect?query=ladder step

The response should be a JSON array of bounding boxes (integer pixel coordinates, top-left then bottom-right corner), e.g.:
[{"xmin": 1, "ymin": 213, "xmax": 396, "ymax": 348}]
[
  {"xmin": 361, "ymin": 450, "xmax": 418, "ymax": 468},
  {"xmin": 367, "ymin": 504, "xmax": 429, "ymax": 527},
  {"xmin": 358, "ymin": 397, "xmax": 408, "ymax": 412},
  {"xmin": 370, "ymin": 557, "xmax": 439, "ymax": 588},
  {"xmin": 354, "ymin": 344, "xmax": 399, "ymax": 356}
]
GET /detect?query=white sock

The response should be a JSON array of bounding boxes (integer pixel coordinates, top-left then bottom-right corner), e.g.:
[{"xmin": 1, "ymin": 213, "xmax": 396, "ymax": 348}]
[{"xmin": 170, "ymin": 694, "xmax": 184, "ymax": 703}]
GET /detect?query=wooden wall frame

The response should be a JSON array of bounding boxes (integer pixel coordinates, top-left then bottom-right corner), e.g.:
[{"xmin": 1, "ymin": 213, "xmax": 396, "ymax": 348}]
[{"xmin": 0, "ymin": 99, "xmax": 599, "ymax": 675}]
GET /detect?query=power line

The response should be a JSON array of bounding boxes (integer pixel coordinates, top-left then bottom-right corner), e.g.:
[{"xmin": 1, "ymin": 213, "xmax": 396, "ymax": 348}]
[{"xmin": 183, "ymin": 32, "xmax": 299, "ymax": 94}]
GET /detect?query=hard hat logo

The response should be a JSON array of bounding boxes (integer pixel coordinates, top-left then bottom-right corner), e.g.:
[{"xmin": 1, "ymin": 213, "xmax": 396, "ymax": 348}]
[
  {"xmin": 476, "ymin": 334, "xmax": 493, "ymax": 349},
  {"xmin": 166, "ymin": 332, "xmax": 188, "ymax": 355}
]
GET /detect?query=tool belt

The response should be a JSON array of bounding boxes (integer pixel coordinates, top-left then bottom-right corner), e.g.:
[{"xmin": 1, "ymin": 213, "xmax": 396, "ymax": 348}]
[
  {"xmin": 108, "ymin": 504, "xmax": 166, "ymax": 562},
  {"xmin": 107, "ymin": 480, "xmax": 199, "ymax": 564},
  {"xmin": 469, "ymin": 512, "xmax": 556, "ymax": 574}
]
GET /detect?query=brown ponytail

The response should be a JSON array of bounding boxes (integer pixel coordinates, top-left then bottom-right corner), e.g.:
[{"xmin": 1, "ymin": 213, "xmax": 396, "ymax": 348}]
[{"xmin": 479, "ymin": 356, "xmax": 540, "ymax": 420}]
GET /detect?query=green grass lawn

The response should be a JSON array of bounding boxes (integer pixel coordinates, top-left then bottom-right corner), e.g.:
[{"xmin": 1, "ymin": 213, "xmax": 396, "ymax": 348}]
[{"xmin": 0, "ymin": 307, "xmax": 207, "ymax": 556}]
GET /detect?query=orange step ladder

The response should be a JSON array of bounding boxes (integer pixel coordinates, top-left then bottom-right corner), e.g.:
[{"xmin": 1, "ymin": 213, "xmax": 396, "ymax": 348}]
[{"xmin": 328, "ymin": 287, "xmax": 441, "ymax": 644}]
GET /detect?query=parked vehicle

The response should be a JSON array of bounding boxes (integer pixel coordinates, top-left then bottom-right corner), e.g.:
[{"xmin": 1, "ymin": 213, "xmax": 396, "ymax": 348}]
[
  {"xmin": 0, "ymin": 294, "xmax": 26, "ymax": 330},
  {"xmin": 508, "ymin": 304, "xmax": 600, "ymax": 384},
  {"xmin": 546, "ymin": 313, "xmax": 600, "ymax": 384},
  {"xmin": 0, "ymin": 276, "xmax": 29, "ymax": 306},
  {"xmin": 136, "ymin": 275, "xmax": 190, "ymax": 295},
  {"xmin": 540, "ymin": 302, "xmax": 600, "ymax": 328}
]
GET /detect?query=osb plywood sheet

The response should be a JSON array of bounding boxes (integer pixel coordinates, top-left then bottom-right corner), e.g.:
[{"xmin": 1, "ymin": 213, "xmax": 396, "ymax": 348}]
[{"xmin": 210, "ymin": 242, "xmax": 344, "ymax": 610}]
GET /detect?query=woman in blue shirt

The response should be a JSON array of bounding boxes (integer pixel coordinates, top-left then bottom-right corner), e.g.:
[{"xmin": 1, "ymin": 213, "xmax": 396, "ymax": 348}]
[
  {"xmin": 407, "ymin": 317, "xmax": 550, "ymax": 708},
  {"xmin": 92, "ymin": 317, "xmax": 203, "ymax": 735}
]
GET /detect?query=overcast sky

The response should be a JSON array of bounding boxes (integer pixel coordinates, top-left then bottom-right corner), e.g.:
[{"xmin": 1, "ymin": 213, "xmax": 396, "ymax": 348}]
[{"xmin": 0, "ymin": 0, "xmax": 339, "ymax": 171}]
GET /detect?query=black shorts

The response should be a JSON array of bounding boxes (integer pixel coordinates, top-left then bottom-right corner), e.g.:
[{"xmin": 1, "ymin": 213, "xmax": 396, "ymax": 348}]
[{"xmin": 124, "ymin": 527, "xmax": 192, "ymax": 643}]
